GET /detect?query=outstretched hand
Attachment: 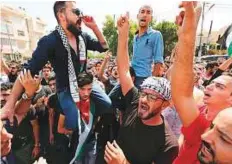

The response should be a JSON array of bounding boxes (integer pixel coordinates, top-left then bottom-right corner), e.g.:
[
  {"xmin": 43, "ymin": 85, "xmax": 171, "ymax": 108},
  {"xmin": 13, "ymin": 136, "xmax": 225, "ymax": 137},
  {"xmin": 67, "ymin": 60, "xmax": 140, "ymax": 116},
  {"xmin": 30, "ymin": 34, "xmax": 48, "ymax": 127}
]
[
  {"xmin": 176, "ymin": 2, "xmax": 202, "ymax": 37},
  {"xmin": 82, "ymin": 15, "xmax": 97, "ymax": 29},
  {"xmin": 18, "ymin": 69, "xmax": 40, "ymax": 97},
  {"xmin": 117, "ymin": 12, "xmax": 130, "ymax": 38}
]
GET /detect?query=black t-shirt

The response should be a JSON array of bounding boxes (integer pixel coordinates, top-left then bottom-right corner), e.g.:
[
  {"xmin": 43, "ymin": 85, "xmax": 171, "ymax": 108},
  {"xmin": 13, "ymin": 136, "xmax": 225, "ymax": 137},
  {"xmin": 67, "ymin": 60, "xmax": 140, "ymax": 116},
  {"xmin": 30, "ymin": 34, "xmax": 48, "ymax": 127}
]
[
  {"xmin": 9, "ymin": 108, "xmax": 36, "ymax": 150},
  {"xmin": 117, "ymin": 87, "xmax": 179, "ymax": 164}
]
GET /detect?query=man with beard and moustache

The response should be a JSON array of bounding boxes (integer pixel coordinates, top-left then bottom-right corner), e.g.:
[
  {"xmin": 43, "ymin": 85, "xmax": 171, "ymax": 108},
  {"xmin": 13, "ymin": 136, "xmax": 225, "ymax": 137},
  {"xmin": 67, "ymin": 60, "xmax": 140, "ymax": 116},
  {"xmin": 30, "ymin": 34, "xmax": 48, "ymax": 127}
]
[
  {"xmin": 171, "ymin": 2, "xmax": 232, "ymax": 164},
  {"xmin": 197, "ymin": 108, "xmax": 232, "ymax": 164},
  {"xmin": 104, "ymin": 13, "xmax": 178, "ymax": 164},
  {"xmin": 1, "ymin": 1, "xmax": 112, "ymax": 131},
  {"xmin": 131, "ymin": 5, "xmax": 164, "ymax": 88}
]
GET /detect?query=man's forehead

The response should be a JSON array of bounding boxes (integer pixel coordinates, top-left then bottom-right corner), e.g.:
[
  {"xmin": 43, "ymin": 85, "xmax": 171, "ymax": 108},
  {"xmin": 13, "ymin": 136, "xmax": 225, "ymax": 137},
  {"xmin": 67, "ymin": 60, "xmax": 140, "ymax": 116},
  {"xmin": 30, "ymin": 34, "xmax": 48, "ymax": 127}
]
[
  {"xmin": 1, "ymin": 90, "xmax": 11, "ymax": 94},
  {"xmin": 214, "ymin": 75, "xmax": 232, "ymax": 85},
  {"xmin": 66, "ymin": 1, "xmax": 76, "ymax": 8},
  {"xmin": 139, "ymin": 5, "xmax": 153, "ymax": 12},
  {"xmin": 214, "ymin": 109, "xmax": 232, "ymax": 135}
]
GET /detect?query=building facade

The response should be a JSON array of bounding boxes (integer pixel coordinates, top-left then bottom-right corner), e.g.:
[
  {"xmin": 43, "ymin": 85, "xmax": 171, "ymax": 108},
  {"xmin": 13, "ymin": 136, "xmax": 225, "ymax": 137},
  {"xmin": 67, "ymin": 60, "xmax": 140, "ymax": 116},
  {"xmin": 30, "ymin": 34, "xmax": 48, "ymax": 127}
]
[{"xmin": 1, "ymin": 5, "xmax": 47, "ymax": 62}]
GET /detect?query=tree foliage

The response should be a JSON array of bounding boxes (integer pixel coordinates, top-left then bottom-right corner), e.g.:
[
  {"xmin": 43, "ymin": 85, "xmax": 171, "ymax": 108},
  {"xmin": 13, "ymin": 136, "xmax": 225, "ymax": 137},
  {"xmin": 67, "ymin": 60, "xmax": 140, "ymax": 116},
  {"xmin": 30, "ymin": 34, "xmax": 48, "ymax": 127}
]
[
  {"xmin": 154, "ymin": 21, "xmax": 178, "ymax": 58},
  {"xmin": 102, "ymin": 15, "xmax": 138, "ymax": 57}
]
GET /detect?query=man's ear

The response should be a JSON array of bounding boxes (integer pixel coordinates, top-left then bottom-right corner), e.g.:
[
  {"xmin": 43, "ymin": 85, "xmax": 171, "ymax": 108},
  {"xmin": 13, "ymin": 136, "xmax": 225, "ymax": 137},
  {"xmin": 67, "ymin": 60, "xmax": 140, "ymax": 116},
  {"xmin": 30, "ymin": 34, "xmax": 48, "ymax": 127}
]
[
  {"xmin": 57, "ymin": 12, "xmax": 65, "ymax": 23},
  {"xmin": 161, "ymin": 100, "xmax": 170, "ymax": 110}
]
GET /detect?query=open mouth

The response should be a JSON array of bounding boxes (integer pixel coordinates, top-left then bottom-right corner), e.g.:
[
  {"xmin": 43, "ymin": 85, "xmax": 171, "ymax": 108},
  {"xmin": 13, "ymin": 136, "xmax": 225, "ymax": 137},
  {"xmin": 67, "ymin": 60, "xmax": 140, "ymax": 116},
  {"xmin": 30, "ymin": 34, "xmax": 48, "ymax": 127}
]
[
  {"xmin": 200, "ymin": 143, "xmax": 214, "ymax": 159},
  {"xmin": 204, "ymin": 93, "xmax": 211, "ymax": 98},
  {"xmin": 140, "ymin": 19, "xmax": 146, "ymax": 23},
  {"xmin": 140, "ymin": 104, "xmax": 148, "ymax": 111}
]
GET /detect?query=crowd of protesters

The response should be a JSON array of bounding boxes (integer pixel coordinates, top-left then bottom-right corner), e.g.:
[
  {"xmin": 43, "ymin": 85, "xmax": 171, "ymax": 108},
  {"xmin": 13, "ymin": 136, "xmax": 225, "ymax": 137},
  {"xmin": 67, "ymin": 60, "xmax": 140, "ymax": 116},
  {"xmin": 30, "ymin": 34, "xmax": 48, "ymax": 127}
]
[{"xmin": 1, "ymin": 1, "xmax": 232, "ymax": 164}]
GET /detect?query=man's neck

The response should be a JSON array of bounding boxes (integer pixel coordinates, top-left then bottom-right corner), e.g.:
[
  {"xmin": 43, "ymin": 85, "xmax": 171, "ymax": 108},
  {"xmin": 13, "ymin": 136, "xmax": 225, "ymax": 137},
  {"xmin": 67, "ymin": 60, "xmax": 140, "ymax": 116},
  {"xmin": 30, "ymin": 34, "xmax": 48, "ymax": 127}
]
[
  {"xmin": 206, "ymin": 104, "xmax": 230, "ymax": 121},
  {"xmin": 138, "ymin": 26, "xmax": 149, "ymax": 37},
  {"xmin": 142, "ymin": 115, "xmax": 163, "ymax": 126},
  {"xmin": 62, "ymin": 25, "xmax": 76, "ymax": 40}
]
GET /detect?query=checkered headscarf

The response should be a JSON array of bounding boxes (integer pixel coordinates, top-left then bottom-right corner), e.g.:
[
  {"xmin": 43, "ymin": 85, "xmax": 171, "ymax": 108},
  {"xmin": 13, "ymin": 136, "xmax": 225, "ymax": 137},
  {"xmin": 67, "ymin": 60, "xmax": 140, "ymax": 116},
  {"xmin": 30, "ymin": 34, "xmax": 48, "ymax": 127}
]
[{"xmin": 140, "ymin": 77, "xmax": 171, "ymax": 101}]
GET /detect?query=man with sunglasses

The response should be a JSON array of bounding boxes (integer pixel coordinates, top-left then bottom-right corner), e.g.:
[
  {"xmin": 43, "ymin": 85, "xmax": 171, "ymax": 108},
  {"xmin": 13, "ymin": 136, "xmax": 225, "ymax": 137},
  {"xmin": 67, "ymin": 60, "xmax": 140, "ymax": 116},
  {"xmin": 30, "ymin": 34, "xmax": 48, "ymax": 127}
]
[
  {"xmin": 104, "ymin": 13, "xmax": 178, "ymax": 164},
  {"xmin": 1, "ymin": 1, "xmax": 112, "ymax": 132}
]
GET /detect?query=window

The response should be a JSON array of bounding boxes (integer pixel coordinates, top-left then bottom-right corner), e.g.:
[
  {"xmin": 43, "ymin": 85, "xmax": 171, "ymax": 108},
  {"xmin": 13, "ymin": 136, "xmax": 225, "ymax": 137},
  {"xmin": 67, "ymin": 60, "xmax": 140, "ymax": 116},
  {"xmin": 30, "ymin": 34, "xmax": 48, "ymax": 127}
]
[
  {"xmin": 0, "ymin": 38, "xmax": 16, "ymax": 46},
  {"xmin": 17, "ymin": 30, "xmax": 25, "ymax": 36},
  {"xmin": 1, "ymin": 22, "xmax": 13, "ymax": 35}
]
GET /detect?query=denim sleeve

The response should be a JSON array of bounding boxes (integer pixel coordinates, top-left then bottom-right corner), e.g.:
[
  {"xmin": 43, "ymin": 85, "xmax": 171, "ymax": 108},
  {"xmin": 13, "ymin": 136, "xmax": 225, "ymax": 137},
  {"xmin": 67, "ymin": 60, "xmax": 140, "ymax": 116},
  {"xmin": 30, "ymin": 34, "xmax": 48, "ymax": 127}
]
[
  {"xmin": 153, "ymin": 32, "xmax": 164, "ymax": 64},
  {"xmin": 83, "ymin": 33, "xmax": 107, "ymax": 53},
  {"xmin": 23, "ymin": 35, "xmax": 54, "ymax": 76}
]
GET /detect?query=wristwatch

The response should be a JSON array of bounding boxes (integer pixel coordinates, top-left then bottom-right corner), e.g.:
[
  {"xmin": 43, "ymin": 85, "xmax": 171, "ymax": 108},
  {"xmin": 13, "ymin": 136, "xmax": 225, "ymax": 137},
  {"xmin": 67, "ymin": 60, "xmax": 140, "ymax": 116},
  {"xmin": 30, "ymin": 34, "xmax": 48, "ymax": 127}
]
[{"xmin": 22, "ymin": 93, "xmax": 33, "ymax": 100}]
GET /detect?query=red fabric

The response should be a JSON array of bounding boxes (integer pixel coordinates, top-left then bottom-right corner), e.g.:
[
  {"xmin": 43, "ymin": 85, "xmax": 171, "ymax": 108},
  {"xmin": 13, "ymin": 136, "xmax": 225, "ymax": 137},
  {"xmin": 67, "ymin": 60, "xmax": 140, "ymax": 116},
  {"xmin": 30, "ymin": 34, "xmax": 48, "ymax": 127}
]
[
  {"xmin": 173, "ymin": 109, "xmax": 210, "ymax": 164},
  {"xmin": 76, "ymin": 100, "xmax": 90, "ymax": 124}
]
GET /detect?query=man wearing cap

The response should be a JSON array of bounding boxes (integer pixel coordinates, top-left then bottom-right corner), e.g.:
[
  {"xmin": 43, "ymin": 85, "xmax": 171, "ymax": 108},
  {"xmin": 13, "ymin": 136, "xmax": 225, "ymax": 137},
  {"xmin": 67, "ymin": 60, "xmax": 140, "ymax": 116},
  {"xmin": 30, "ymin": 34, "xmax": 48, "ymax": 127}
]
[{"xmin": 104, "ymin": 13, "xmax": 178, "ymax": 164}]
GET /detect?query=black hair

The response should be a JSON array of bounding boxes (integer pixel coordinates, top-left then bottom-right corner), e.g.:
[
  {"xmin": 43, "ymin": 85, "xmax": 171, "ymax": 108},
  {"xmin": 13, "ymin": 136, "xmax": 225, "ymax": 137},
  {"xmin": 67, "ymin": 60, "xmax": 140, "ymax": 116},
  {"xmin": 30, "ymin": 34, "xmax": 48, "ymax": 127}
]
[
  {"xmin": 53, "ymin": 1, "xmax": 66, "ymax": 22},
  {"xmin": 95, "ymin": 61, "xmax": 102, "ymax": 67},
  {"xmin": 48, "ymin": 76, "xmax": 56, "ymax": 83},
  {"xmin": 0, "ymin": 82, "xmax": 13, "ymax": 91},
  {"xmin": 205, "ymin": 62, "xmax": 218, "ymax": 70},
  {"xmin": 77, "ymin": 72, "xmax": 93, "ymax": 88}
]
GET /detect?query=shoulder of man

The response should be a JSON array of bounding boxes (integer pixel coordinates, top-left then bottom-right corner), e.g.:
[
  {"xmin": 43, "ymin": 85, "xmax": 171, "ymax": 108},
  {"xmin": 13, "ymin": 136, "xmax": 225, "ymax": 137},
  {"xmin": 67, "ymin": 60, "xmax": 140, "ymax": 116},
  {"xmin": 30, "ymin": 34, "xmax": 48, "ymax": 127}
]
[
  {"xmin": 39, "ymin": 30, "xmax": 57, "ymax": 44},
  {"xmin": 148, "ymin": 29, "xmax": 162, "ymax": 37}
]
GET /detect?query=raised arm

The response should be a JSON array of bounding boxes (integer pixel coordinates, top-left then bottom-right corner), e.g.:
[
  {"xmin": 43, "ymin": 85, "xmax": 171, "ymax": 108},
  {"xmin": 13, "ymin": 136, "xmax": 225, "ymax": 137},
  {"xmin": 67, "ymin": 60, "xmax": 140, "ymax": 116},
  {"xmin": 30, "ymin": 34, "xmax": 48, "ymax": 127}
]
[
  {"xmin": 171, "ymin": 2, "xmax": 202, "ymax": 127},
  {"xmin": 1, "ymin": 36, "xmax": 51, "ymax": 117},
  {"xmin": 14, "ymin": 70, "xmax": 40, "ymax": 115},
  {"xmin": 83, "ymin": 16, "xmax": 108, "ymax": 49},
  {"xmin": 116, "ymin": 13, "xmax": 134, "ymax": 96},
  {"xmin": 1, "ymin": 58, "xmax": 10, "ymax": 75},
  {"xmin": 218, "ymin": 57, "xmax": 232, "ymax": 71},
  {"xmin": 98, "ymin": 51, "xmax": 111, "ymax": 82}
]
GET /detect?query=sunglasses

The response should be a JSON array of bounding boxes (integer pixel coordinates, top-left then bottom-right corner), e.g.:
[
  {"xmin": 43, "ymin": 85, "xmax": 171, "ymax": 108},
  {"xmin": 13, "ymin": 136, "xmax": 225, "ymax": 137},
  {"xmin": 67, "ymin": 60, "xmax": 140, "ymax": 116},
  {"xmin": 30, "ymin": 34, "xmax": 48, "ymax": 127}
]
[{"xmin": 72, "ymin": 8, "xmax": 83, "ymax": 17}]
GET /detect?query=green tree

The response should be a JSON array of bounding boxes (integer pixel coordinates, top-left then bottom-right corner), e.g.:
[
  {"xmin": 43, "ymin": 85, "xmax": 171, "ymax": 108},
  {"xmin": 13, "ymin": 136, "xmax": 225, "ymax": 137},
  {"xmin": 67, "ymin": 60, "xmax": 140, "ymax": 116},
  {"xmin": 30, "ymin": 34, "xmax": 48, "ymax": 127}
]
[
  {"xmin": 154, "ymin": 21, "xmax": 178, "ymax": 58},
  {"xmin": 102, "ymin": 15, "xmax": 138, "ymax": 57},
  {"xmin": 102, "ymin": 15, "xmax": 118, "ymax": 56}
]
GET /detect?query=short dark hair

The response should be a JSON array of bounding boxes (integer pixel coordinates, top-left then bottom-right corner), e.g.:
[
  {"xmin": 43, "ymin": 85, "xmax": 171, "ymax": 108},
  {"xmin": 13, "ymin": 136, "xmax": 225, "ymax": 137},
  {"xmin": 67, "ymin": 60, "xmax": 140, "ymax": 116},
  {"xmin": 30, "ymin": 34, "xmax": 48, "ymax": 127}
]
[
  {"xmin": 139, "ymin": 5, "xmax": 153, "ymax": 14},
  {"xmin": 53, "ymin": 1, "xmax": 66, "ymax": 22},
  {"xmin": 1, "ymin": 82, "xmax": 13, "ymax": 91},
  {"xmin": 95, "ymin": 61, "xmax": 102, "ymax": 67},
  {"xmin": 77, "ymin": 72, "xmax": 93, "ymax": 88},
  {"xmin": 48, "ymin": 76, "xmax": 56, "ymax": 83},
  {"xmin": 205, "ymin": 62, "xmax": 218, "ymax": 70}
]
